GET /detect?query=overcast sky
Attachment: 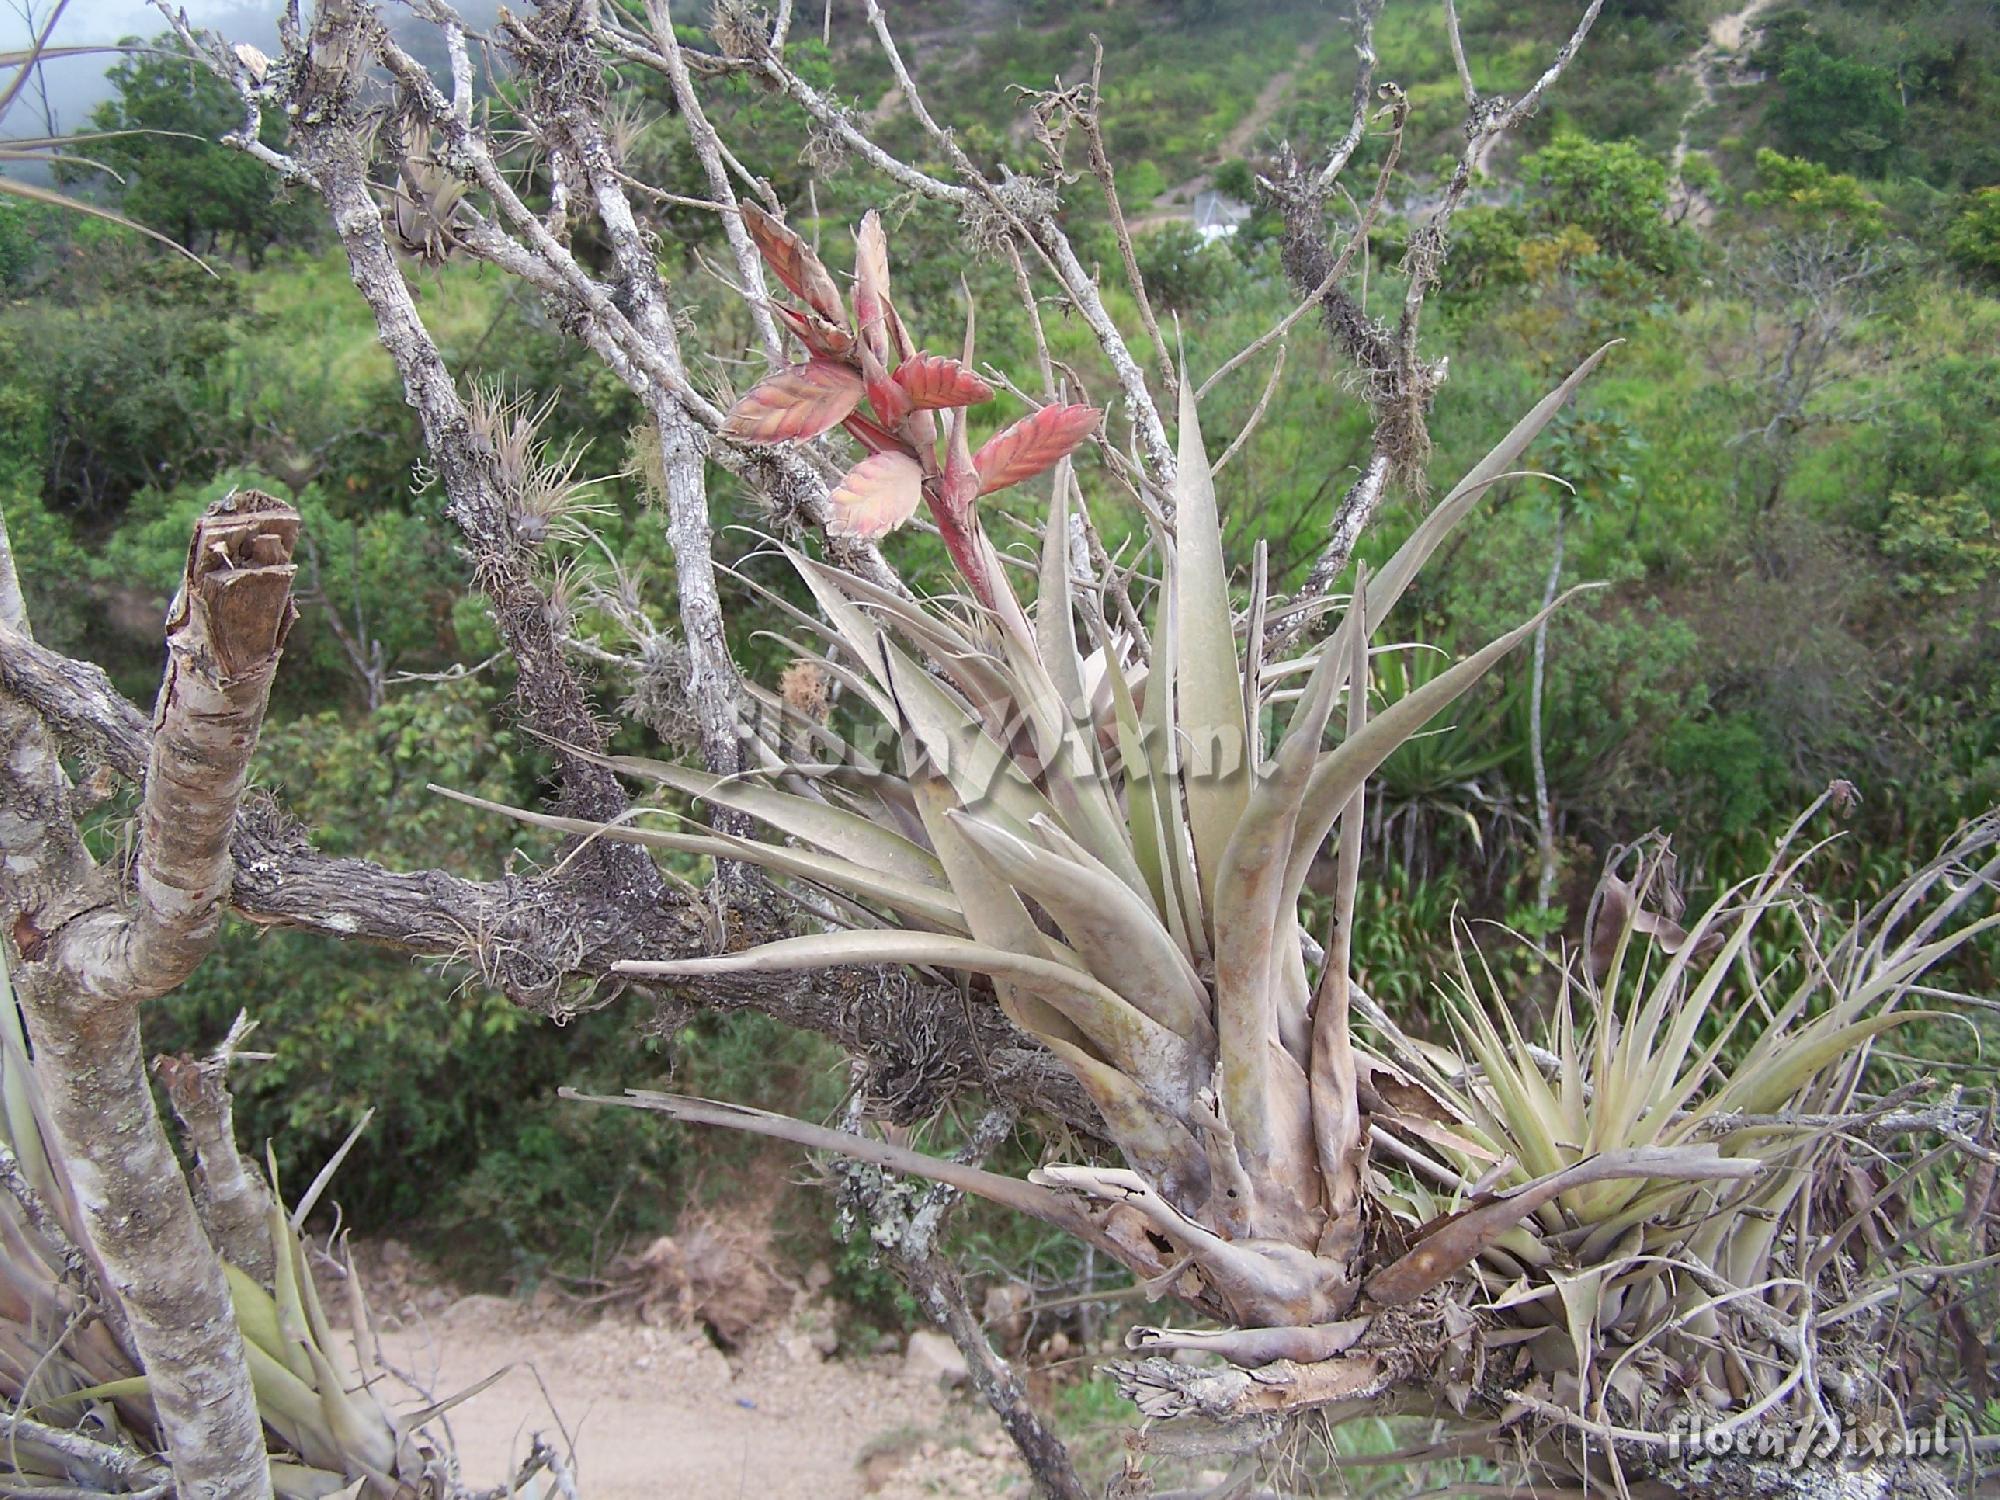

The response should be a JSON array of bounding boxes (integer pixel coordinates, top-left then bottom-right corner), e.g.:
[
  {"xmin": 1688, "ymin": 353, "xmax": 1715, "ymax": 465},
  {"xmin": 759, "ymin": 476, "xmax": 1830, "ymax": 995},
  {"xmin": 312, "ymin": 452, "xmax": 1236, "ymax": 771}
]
[
  {"xmin": 3, "ymin": 0, "xmax": 286, "ymax": 132},
  {"xmin": 6, "ymin": 0, "xmax": 501, "ymax": 135}
]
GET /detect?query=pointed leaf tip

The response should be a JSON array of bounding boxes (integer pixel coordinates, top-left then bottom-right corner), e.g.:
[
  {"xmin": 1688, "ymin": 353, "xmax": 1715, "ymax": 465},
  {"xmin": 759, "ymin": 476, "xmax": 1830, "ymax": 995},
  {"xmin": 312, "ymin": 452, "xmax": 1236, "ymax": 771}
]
[
  {"xmin": 721, "ymin": 360, "xmax": 866, "ymax": 443},
  {"xmin": 828, "ymin": 450, "xmax": 925, "ymax": 540},
  {"xmin": 741, "ymin": 201, "xmax": 846, "ymax": 326},
  {"xmin": 973, "ymin": 404, "xmax": 1100, "ymax": 495},
  {"xmin": 853, "ymin": 210, "xmax": 893, "ymax": 367}
]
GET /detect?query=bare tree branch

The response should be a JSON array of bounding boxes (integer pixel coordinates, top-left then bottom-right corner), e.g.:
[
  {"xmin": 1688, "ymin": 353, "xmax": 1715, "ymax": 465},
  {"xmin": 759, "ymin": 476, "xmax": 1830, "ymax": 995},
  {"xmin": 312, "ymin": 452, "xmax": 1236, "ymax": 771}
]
[
  {"xmin": 838, "ymin": 1102, "xmax": 1090, "ymax": 1500},
  {"xmin": 155, "ymin": 1013, "xmax": 279, "ymax": 1287},
  {"xmin": 0, "ymin": 622, "xmax": 1096, "ymax": 1137}
]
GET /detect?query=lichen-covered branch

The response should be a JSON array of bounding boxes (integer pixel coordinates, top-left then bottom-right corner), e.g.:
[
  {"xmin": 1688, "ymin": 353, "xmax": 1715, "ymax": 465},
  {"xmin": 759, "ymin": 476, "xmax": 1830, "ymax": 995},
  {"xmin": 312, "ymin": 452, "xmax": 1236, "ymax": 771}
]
[
  {"xmin": 0, "ymin": 620, "xmax": 1104, "ymax": 1135},
  {"xmin": 268, "ymin": 0, "xmax": 668, "ymax": 908},
  {"xmin": 1, "ymin": 495, "xmax": 297, "ymax": 1500},
  {"xmin": 838, "ymin": 1104, "xmax": 1090, "ymax": 1500}
]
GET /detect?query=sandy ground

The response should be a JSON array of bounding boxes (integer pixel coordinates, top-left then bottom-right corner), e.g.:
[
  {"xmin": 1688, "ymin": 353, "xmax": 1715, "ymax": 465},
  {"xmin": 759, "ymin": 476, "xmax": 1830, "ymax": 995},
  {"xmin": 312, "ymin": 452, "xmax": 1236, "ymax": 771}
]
[{"xmin": 356, "ymin": 1292, "xmax": 1031, "ymax": 1499}]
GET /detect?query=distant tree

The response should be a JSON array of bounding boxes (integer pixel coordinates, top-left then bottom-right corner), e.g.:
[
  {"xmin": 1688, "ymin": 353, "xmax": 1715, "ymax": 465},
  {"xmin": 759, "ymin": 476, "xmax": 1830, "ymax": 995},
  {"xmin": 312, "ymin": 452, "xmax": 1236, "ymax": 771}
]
[
  {"xmin": 1746, "ymin": 149, "xmax": 1887, "ymax": 243},
  {"xmin": 1521, "ymin": 134, "xmax": 1680, "ymax": 271},
  {"xmin": 1945, "ymin": 187, "xmax": 2000, "ymax": 282},
  {"xmin": 87, "ymin": 41, "xmax": 315, "ymax": 263},
  {"xmin": 1133, "ymin": 221, "xmax": 1239, "ymax": 312},
  {"xmin": 0, "ymin": 198, "xmax": 39, "ymax": 289},
  {"xmin": 1211, "ymin": 158, "xmax": 1256, "ymax": 200},
  {"xmin": 1769, "ymin": 41, "xmax": 1902, "ymax": 177},
  {"xmin": 2, "ymin": 255, "xmax": 248, "ymax": 517}
]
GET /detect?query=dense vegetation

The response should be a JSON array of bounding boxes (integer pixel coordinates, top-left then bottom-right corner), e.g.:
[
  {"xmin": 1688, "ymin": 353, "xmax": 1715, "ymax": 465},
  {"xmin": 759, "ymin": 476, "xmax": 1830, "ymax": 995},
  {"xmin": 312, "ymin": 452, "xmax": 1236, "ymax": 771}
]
[{"xmin": 2, "ymin": 0, "xmax": 1995, "ymax": 1316}]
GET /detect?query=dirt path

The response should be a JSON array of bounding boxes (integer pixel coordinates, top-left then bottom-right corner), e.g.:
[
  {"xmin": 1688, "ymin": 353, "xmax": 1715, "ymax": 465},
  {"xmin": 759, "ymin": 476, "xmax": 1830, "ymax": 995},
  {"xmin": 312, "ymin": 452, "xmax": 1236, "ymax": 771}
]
[
  {"xmin": 363, "ymin": 1297, "xmax": 1027, "ymax": 1498},
  {"xmin": 1134, "ymin": 27, "xmax": 1330, "ymax": 230},
  {"xmin": 1668, "ymin": 0, "xmax": 1779, "ymax": 222}
]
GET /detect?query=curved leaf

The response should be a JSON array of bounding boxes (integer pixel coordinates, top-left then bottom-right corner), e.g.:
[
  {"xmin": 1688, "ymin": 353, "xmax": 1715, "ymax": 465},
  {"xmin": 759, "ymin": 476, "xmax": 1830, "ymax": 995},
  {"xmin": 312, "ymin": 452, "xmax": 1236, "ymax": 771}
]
[
  {"xmin": 432, "ymin": 786, "xmax": 968, "ymax": 932},
  {"xmin": 591, "ymin": 755, "xmax": 947, "ymax": 888},
  {"xmin": 1365, "ymin": 1145, "xmax": 1761, "ymax": 1307},
  {"xmin": 614, "ymin": 927, "xmax": 1182, "ymax": 1078},
  {"xmin": 949, "ymin": 809, "xmax": 1213, "ymax": 1042}
]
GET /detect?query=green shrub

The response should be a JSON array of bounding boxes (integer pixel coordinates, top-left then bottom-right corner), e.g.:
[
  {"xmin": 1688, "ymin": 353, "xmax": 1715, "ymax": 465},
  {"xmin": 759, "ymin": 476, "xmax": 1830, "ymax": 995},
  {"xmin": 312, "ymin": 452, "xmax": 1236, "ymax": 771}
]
[
  {"xmin": 1522, "ymin": 134, "xmax": 1685, "ymax": 272},
  {"xmin": 1770, "ymin": 41, "xmax": 1901, "ymax": 176},
  {"xmin": 1880, "ymin": 489, "xmax": 2000, "ymax": 597},
  {"xmin": 1747, "ymin": 149, "xmax": 1887, "ymax": 241},
  {"xmin": 1945, "ymin": 188, "xmax": 2000, "ymax": 281},
  {"xmin": 1133, "ymin": 222, "xmax": 1240, "ymax": 312},
  {"xmin": 0, "ymin": 253, "xmax": 249, "ymax": 519}
]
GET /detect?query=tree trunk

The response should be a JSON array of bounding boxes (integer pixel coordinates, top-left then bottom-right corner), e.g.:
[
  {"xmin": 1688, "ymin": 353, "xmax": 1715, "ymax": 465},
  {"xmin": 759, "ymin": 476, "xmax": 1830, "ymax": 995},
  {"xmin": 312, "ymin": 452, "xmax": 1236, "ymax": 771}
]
[{"xmin": 0, "ymin": 493, "xmax": 300, "ymax": 1500}]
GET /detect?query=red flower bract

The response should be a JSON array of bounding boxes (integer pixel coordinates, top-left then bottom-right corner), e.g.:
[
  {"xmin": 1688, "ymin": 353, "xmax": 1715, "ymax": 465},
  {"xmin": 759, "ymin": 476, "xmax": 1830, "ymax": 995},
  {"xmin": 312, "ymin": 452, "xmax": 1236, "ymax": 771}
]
[
  {"xmin": 827, "ymin": 450, "xmax": 925, "ymax": 540},
  {"xmin": 971, "ymin": 404, "xmax": 1100, "ymax": 495},
  {"xmin": 721, "ymin": 360, "xmax": 865, "ymax": 443}
]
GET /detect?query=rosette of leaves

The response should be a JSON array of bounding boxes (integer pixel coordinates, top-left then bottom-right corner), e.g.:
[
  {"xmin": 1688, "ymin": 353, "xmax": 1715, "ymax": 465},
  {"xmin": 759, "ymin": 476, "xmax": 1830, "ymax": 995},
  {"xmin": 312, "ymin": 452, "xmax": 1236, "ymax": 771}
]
[
  {"xmin": 446, "ymin": 219, "xmax": 1993, "ymax": 1442},
  {"xmin": 448, "ymin": 297, "xmax": 1743, "ymax": 1340},
  {"xmin": 1361, "ymin": 811, "xmax": 1999, "ymax": 1469}
]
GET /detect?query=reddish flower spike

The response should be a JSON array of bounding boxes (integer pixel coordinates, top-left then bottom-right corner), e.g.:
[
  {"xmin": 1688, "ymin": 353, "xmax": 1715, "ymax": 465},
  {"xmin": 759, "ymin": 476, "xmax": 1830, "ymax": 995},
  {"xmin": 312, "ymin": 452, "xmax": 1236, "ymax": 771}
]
[
  {"xmin": 841, "ymin": 410, "xmax": 905, "ymax": 456},
  {"xmin": 862, "ymin": 346, "xmax": 912, "ymax": 428},
  {"xmin": 971, "ymin": 404, "xmax": 1100, "ymax": 495},
  {"xmin": 893, "ymin": 354, "xmax": 994, "ymax": 412},
  {"xmin": 853, "ymin": 211, "xmax": 893, "ymax": 369},
  {"xmin": 721, "ymin": 360, "xmax": 865, "ymax": 443},
  {"xmin": 940, "ymin": 407, "xmax": 980, "ymax": 521}
]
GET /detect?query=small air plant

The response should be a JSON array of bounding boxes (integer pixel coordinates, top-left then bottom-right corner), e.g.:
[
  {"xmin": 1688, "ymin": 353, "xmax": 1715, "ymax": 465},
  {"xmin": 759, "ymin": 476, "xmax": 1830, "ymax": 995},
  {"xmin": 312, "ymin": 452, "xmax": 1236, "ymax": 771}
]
[
  {"xmin": 723, "ymin": 204, "xmax": 1097, "ymax": 607},
  {"xmin": 386, "ymin": 120, "xmax": 470, "ymax": 268},
  {"xmin": 465, "ymin": 382, "xmax": 613, "ymax": 549}
]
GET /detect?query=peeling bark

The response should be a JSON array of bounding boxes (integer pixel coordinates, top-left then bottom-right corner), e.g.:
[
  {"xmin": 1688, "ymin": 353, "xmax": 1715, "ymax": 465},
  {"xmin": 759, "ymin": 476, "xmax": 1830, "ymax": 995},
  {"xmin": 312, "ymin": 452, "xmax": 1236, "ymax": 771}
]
[
  {"xmin": 156, "ymin": 1017, "xmax": 279, "ymax": 1288},
  {"xmin": 0, "ymin": 494, "xmax": 299, "ymax": 1500}
]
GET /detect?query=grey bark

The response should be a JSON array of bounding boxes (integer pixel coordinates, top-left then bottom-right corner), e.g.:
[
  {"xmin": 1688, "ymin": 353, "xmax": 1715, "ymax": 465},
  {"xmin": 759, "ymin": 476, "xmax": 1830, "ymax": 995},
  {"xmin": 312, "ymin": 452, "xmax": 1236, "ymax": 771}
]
[
  {"xmin": 0, "ymin": 619, "xmax": 1105, "ymax": 1131},
  {"xmin": 0, "ymin": 494, "xmax": 299, "ymax": 1500},
  {"xmin": 156, "ymin": 1015, "xmax": 280, "ymax": 1287}
]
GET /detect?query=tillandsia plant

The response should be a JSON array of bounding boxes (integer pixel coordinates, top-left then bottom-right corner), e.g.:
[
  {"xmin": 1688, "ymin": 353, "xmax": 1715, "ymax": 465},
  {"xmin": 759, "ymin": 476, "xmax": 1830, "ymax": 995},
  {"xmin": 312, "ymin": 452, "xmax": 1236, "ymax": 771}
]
[
  {"xmin": 438, "ymin": 213, "xmax": 2000, "ymax": 1486},
  {"xmin": 446, "ymin": 216, "xmax": 1761, "ymax": 1337}
]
